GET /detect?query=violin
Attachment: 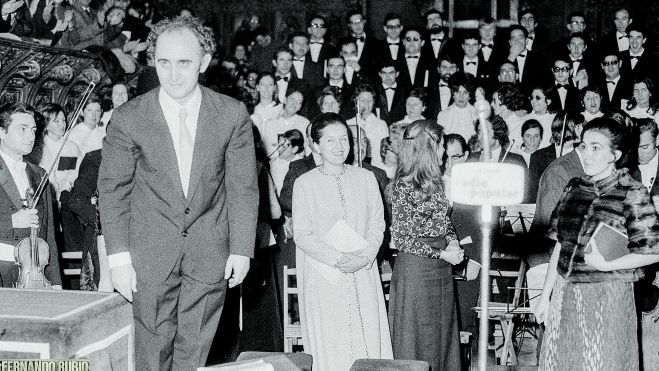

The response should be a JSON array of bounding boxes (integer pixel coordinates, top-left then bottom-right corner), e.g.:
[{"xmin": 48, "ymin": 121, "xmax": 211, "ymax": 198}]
[{"xmin": 14, "ymin": 188, "xmax": 51, "ymax": 289}]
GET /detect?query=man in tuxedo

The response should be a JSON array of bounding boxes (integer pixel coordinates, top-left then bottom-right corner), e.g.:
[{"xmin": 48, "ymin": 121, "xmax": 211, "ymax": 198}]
[
  {"xmin": 506, "ymin": 25, "xmax": 550, "ymax": 94},
  {"xmin": 338, "ymin": 38, "xmax": 368, "ymax": 86},
  {"xmin": 552, "ymin": 11, "xmax": 589, "ymax": 59},
  {"xmin": 320, "ymin": 55, "xmax": 357, "ymax": 119},
  {"xmin": 622, "ymin": 24, "xmax": 657, "ymax": 84},
  {"xmin": 565, "ymin": 33, "xmax": 595, "ymax": 90},
  {"xmin": 427, "ymin": 54, "xmax": 458, "ymax": 119},
  {"xmin": 374, "ymin": 60, "xmax": 406, "ymax": 124},
  {"xmin": 288, "ymin": 31, "xmax": 324, "ymax": 87},
  {"xmin": 0, "ymin": 103, "xmax": 60, "ymax": 289},
  {"xmin": 549, "ymin": 57, "xmax": 582, "ymax": 112},
  {"xmin": 599, "ymin": 7, "xmax": 632, "ymax": 57},
  {"xmin": 477, "ymin": 17, "xmax": 506, "ymax": 83},
  {"xmin": 272, "ymin": 47, "xmax": 312, "ymax": 118},
  {"xmin": 461, "ymin": 32, "xmax": 487, "ymax": 82},
  {"xmin": 306, "ymin": 15, "xmax": 337, "ymax": 67},
  {"xmin": 597, "ymin": 52, "xmax": 632, "ymax": 111},
  {"xmin": 397, "ymin": 26, "xmax": 434, "ymax": 91},
  {"xmin": 99, "ymin": 16, "xmax": 258, "ymax": 370},
  {"xmin": 421, "ymin": 9, "xmax": 456, "ymax": 64},
  {"xmin": 518, "ymin": 9, "xmax": 550, "ymax": 56},
  {"xmin": 380, "ymin": 12, "xmax": 404, "ymax": 63},
  {"xmin": 345, "ymin": 9, "xmax": 383, "ymax": 82}
]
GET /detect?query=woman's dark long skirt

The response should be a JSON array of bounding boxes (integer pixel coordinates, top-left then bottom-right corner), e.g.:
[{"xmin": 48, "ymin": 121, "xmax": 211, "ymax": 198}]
[{"xmin": 389, "ymin": 252, "xmax": 462, "ymax": 371}]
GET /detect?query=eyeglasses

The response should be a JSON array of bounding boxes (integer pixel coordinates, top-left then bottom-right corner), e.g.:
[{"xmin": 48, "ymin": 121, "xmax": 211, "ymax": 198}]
[
  {"xmin": 530, "ymin": 95, "xmax": 545, "ymax": 100},
  {"xmin": 427, "ymin": 15, "xmax": 442, "ymax": 22},
  {"xmin": 404, "ymin": 37, "xmax": 421, "ymax": 42},
  {"xmin": 602, "ymin": 61, "xmax": 619, "ymax": 66},
  {"xmin": 309, "ymin": 23, "xmax": 326, "ymax": 29},
  {"xmin": 349, "ymin": 19, "xmax": 365, "ymax": 25},
  {"xmin": 552, "ymin": 67, "xmax": 571, "ymax": 73},
  {"xmin": 570, "ymin": 20, "xmax": 585, "ymax": 25},
  {"xmin": 386, "ymin": 24, "xmax": 402, "ymax": 30},
  {"xmin": 500, "ymin": 69, "xmax": 516, "ymax": 75}
]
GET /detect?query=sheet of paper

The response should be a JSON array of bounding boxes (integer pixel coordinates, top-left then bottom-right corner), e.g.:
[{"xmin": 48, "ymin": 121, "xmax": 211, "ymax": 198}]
[
  {"xmin": 0, "ymin": 242, "xmax": 15, "ymax": 262},
  {"xmin": 459, "ymin": 236, "xmax": 473, "ymax": 245}
]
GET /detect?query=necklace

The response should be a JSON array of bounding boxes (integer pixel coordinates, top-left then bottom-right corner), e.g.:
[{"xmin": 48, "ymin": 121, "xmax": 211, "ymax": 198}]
[{"xmin": 318, "ymin": 164, "xmax": 347, "ymax": 176}]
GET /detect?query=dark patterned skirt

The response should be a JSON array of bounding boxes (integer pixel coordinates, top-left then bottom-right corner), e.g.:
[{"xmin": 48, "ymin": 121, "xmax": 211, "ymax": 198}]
[
  {"xmin": 539, "ymin": 275, "xmax": 639, "ymax": 371},
  {"xmin": 389, "ymin": 252, "xmax": 461, "ymax": 371}
]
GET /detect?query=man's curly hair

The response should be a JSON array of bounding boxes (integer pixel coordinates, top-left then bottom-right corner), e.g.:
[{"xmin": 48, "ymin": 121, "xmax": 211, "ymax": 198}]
[{"xmin": 147, "ymin": 16, "xmax": 217, "ymax": 60}]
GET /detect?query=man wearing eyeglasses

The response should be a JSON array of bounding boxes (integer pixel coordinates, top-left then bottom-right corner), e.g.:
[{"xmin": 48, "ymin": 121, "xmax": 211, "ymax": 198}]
[
  {"xmin": 397, "ymin": 26, "xmax": 434, "ymax": 91},
  {"xmin": 345, "ymin": 9, "xmax": 383, "ymax": 82},
  {"xmin": 380, "ymin": 12, "xmax": 404, "ymax": 62},
  {"xmin": 597, "ymin": 52, "xmax": 632, "ymax": 111},
  {"xmin": 306, "ymin": 15, "xmax": 337, "ymax": 66},
  {"xmin": 549, "ymin": 57, "xmax": 582, "ymax": 112}
]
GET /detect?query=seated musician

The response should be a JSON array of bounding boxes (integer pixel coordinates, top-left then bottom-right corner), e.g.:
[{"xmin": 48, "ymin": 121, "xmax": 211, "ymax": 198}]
[{"xmin": 0, "ymin": 103, "xmax": 61, "ymax": 289}]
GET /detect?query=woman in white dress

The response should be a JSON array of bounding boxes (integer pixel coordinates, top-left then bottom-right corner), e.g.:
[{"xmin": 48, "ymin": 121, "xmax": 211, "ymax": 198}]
[
  {"xmin": 581, "ymin": 85, "xmax": 604, "ymax": 123},
  {"xmin": 527, "ymin": 86, "xmax": 555, "ymax": 149},
  {"xmin": 251, "ymin": 72, "xmax": 283, "ymax": 131},
  {"xmin": 293, "ymin": 113, "xmax": 393, "ymax": 371}
]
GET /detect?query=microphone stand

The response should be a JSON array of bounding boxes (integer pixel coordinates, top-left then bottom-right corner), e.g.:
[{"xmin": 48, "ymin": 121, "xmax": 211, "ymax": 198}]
[
  {"xmin": 558, "ymin": 113, "xmax": 568, "ymax": 157},
  {"xmin": 354, "ymin": 97, "xmax": 363, "ymax": 167}
]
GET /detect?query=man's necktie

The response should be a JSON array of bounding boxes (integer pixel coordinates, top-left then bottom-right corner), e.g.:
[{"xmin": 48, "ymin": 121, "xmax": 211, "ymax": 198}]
[
  {"xmin": 178, "ymin": 107, "xmax": 193, "ymax": 196},
  {"xmin": 276, "ymin": 76, "xmax": 289, "ymax": 82}
]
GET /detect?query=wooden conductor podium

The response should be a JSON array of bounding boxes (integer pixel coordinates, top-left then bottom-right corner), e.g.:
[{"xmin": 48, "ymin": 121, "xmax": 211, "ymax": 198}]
[{"xmin": 0, "ymin": 289, "xmax": 134, "ymax": 370}]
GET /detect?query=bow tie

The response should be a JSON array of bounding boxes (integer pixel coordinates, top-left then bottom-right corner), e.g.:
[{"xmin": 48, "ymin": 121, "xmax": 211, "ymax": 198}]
[
  {"xmin": 384, "ymin": 87, "xmax": 395, "ymax": 91},
  {"xmin": 607, "ymin": 80, "xmax": 616, "ymax": 85},
  {"xmin": 406, "ymin": 55, "xmax": 419, "ymax": 59},
  {"xmin": 571, "ymin": 58, "xmax": 582, "ymax": 63},
  {"xmin": 388, "ymin": 42, "xmax": 399, "ymax": 46},
  {"xmin": 465, "ymin": 61, "xmax": 477, "ymax": 65},
  {"xmin": 293, "ymin": 58, "xmax": 304, "ymax": 62},
  {"xmin": 439, "ymin": 82, "xmax": 449, "ymax": 87},
  {"xmin": 481, "ymin": 43, "xmax": 492, "ymax": 49},
  {"xmin": 517, "ymin": 53, "xmax": 527, "ymax": 58},
  {"xmin": 354, "ymin": 36, "xmax": 365, "ymax": 42},
  {"xmin": 527, "ymin": 35, "xmax": 535, "ymax": 40},
  {"xmin": 431, "ymin": 38, "xmax": 443, "ymax": 42},
  {"xmin": 618, "ymin": 34, "xmax": 627, "ymax": 39},
  {"xmin": 310, "ymin": 41, "xmax": 323, "ymax": 45},
  {"xmin": 276, "ymin": 76, "xmax": 289, "ymax": 82},
  {"xmin": 556, "ymin": 84, "xmax": 568, "ymax": 90}
]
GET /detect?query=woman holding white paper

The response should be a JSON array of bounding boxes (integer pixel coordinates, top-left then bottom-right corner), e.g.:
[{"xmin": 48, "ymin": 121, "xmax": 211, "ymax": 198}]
[
  {"xmin": 533, "ymin": 117, "xmax": 659, "ymax": 370},
  {"xmin": 292, "ymin": 113, "xmax": 392, "ymax": 371},
  {"xmin": 387, "ymin": 119, "xmax": 464, "ymax": 371}
]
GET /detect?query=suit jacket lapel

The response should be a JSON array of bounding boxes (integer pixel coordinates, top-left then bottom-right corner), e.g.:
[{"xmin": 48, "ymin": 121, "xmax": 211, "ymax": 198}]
[
  {"xmin": 185, "ymin": 91, "xmax": 213, "ymax": 203},
  {"xmin": 0, "ymin": 157, "xmax": 25, "ymax": 210}
]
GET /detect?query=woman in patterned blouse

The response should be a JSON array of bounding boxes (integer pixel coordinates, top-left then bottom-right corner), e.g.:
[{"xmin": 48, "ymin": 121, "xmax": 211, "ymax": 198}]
[
  {"xmin": 387, "ymin": 119, "xmax": 464, "ymax": 371},
  {"xmin": 534, "ymin": 117, "xmax": 659, "ymax": 370}
]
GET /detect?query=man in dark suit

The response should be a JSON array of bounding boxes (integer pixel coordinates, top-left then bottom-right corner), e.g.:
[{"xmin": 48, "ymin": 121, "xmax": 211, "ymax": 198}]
[
  {"xmin": 318, "ymin": 55, "xmax": 358, "ymax": 119},
  {"xmin": 597, "ymin": 52, "xmax": 632, "ymax": 111},
  {"xmin": 380, "ymin": 12, "xmax": 404, "ymax": 63},
  {"xmin": 397, "ymin": 26, "xmax": 434, "ymax": 91},
  {"xmin": 374, "ymin": 61, "xmax": 406, "ymax": 124},
  {"xmin": 460, "ymin": 32, "xmax": 490, "ymax": 83},
  {"xmin": 272, "ymin": 47, "xmax": 312, "ymax": 118},
  {"xmin": 622, "ymin": 24, "xmax": 657, "ymax": 85},
  {"xmin": 506, "ymin": 25, "xmax": 551, "ymax": 94},
  {"xmin": 289, "ymin": 31, "xmax": 324, "ymax": 88},
  {"xmin": 99, "ymin": 16, "xmax": 258, "ymax": 370},
  {"xmin": 518, "ymin": 9, "xmax": 550, "ymax": 57},
  {"xmin": 552, "ymin": 11, "xmax": 590, "ymax": 60},
  {"xmin": 0, "ymin": 103, "xmax": 60, "ymax": 289},
  {"xmin": 565, "ymin": 33, "xmax": 596, "ymax": 90},
  {"xmin": 421, "ymin": 9, "xmax": 457, "ymax": 64},
  {"xmin": 427, "ymin": 54, "xmax": 457, "ymax": 119},
  {"xmin": 477, "ymin": 17, "xmax": 507, "ymax": 83},
  {"xmin": 345, "ymin": 9, "xmax": 383, "ymax": 82},
  {"xmin": 548, "ymin": 57, "xmax": 583, "ymax": 112},
  {"xmin": 306, "ymin": 15, "xmax": 337, "ymax": 67},
  {"xmin": 598, "ymin": 8, "xmax": 632, "ymax": 57}
]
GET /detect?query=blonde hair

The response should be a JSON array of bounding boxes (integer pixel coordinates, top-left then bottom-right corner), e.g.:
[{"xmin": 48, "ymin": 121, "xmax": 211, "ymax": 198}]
[{"xmin": 394, "ymin": 119, "xmax": 445, "ymax": 198}]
